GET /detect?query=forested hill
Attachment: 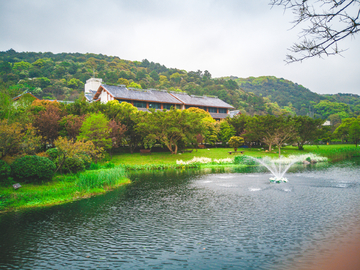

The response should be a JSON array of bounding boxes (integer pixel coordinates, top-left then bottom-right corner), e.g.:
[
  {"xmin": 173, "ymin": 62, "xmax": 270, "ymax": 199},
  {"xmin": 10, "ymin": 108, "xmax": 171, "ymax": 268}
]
[
  {"xmin": 0, "ymin": 49, "xmax": 359, "ymax": 119},
  {"xmin": 231, "ymin": 76, "xmax": 323, "ymax": 115}
]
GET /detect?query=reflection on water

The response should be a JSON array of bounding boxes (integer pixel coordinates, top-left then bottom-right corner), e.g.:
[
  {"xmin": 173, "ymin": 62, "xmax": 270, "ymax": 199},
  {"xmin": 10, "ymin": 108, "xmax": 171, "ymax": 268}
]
[{"xmin": 0, "ymin": 159, "xmax": 360, "ymax": 269}]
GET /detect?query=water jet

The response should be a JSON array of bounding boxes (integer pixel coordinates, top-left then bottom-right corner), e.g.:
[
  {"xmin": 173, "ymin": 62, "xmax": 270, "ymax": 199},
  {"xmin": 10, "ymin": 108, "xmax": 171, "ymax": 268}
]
[{"xmin": 245, "ymin": 156, "xmax": 300, "ymax": 183}]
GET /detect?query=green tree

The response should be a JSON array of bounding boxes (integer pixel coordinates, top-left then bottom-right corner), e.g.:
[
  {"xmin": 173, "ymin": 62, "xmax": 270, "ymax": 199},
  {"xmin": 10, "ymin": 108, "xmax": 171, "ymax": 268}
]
[
  {"xmin": 54, "ymin": 136, "xmax": 100, "ymax": 173},
  {"xmin": 218, "ymin": 120, "xmax": 236, "ymax": 145},
  {"xmin": 228, "ymin": 136, "xmax": 244, "ymax": 152},
  {"xmin": 67, "ymin": 78, "xmax": 84, "ymax": 89},
  {"xmin": 349, "ymin": 119, "xmax": 360, "ymax": 147},
  {"xmin": 103, "ymin": 100, "xmax": 140, "ymax": 153},
  {"xmin": 78, "ymin": 113, "xmax": 112, "ymax": 150},
  {"xmin": 0, "ymin": 120, "xmax": 23, "ymax": 158},
  {"xmin": 333, "ymin": 118, "xmax": 357, "ymax": 142},
  {"xmin": 150, "ymin": 70, "xmax": 160, "ymax": 81},
  {"xmin": 293, "ymin": 116, "xmax": 324, "ymax": 150},
  {"xmin": 128, "ymin": 82, "xmax": 142, "ymax": 89},
  {"xmin": 245, "ymin": 115, "xmax": 296, "ymax": 155},
  {"xmin": 137, "ymin": 108, "xmax": 204, "ymax": 154}
]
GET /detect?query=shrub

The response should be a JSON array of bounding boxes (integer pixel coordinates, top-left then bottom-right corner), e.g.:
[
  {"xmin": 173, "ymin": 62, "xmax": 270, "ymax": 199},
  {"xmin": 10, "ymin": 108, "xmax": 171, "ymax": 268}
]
[
  {"xmin": 0, "ymin": 160, "xmax": 11, "ymax": 184},
  {"xmin": 10, "ymin": 155, "xmax": 56, "ymax": 183},
  {"xmin": 234, "ymin": 155, "xmax": 257, "ymax": 165},
  {"xmin": 62, "ymin": 156, "xmax": 86, "ymax": 174},
  {"xmin": 46, "ymin": 148, "xmax": 59, "ymax": 161}
]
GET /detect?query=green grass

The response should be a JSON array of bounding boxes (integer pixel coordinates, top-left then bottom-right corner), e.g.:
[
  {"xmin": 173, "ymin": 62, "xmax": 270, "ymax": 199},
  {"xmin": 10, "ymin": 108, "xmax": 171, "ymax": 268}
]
[
  {"xmin": 108, "ymin": 145, "xmax": 360, "ymax": 165},
  {"xmin": 0, "ymin": 166, "xmax": 130, "ymax": 213}
]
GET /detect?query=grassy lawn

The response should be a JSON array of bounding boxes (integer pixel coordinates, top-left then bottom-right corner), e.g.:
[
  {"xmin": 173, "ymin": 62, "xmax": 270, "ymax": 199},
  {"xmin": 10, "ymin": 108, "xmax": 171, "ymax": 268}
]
[{"xmin": 109, "ymin": 145, "xmax": 358, "ymax": 165}]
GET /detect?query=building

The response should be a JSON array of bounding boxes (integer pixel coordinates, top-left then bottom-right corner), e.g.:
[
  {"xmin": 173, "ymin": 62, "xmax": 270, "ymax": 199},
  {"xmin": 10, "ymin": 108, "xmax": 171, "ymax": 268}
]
[{"xmin": 85, "ymin": 78, "xmax": 234, "ymax": 120}]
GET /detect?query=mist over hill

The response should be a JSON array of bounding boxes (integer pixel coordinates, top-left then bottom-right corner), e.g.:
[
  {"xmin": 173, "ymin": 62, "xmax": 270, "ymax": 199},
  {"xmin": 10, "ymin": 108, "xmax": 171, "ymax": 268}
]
[{"xmin": 1, "ymin": 49, "xmax": 359, "ymax": 119}]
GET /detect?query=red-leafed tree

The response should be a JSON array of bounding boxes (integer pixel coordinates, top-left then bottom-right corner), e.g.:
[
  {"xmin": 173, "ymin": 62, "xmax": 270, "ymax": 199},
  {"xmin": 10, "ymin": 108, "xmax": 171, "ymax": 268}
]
[
  {"xmin": 33, "ymin": 104, "xmax": 61, "ymax": 146},
  {"xmin": 59, "ymin": 114, "xmax": 85, "ymax": 140},
  {"xmin": 108, "ymin": 119, "xmax": 127, "ymax": 156}
]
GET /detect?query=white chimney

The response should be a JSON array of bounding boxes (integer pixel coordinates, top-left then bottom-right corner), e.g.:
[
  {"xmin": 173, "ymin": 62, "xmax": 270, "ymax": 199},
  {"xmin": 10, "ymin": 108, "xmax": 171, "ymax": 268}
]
[{"xmin": 85, "ymin": 78, "xmax": 102, "ymax": 93}]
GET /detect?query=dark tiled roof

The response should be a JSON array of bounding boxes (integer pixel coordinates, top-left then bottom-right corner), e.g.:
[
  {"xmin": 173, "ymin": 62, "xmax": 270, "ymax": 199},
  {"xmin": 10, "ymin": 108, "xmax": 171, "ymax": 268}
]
[
  {"xmin": 101, "ymin": 85, "xmax": 182, "ymax": 104},
  {"xmin": 209, "ymin": 112, "xmax": 229, "ymax": 119},
  {"xmin": 171, "ymin": 93, "xmax": 233, "ymax": 108}
]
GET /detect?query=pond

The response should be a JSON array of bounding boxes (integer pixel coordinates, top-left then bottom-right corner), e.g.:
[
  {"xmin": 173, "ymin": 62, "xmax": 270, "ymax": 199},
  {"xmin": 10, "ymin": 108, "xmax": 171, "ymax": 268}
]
[{"xmin": 1, "ymin": 159, "xmax": 360, "ymax": 269}]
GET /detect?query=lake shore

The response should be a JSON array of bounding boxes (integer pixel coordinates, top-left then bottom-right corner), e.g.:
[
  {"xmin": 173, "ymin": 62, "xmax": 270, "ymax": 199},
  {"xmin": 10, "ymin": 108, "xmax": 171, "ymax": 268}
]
[{"xmin": 1, "ymin": 145, "xmax": 359, "ymax": 213}]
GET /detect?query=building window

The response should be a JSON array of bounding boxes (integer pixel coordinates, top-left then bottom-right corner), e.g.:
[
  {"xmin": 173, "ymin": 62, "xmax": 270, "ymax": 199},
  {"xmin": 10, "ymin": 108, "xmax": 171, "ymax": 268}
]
[
  {"xmin": 133, "ymin": 101, "xmax": 147, "ymax": 108},
  {"xmin": 118, "ymin": 100, "xmax": 129, "ymax": 104},
  {"xmin": 185, "ymin": 105, "xmax": 204, "ymax": 110},
  {"xmin": 208, "ymin": 107, "xmax": 217, "ymax": 113},
  {"xmin": 163, "ymin": 103, "xmax": 175, "ymax": 110},
  {"xmin": 149, "ymin": 103, "xmax": 161, "ymax": 109},
  {"xmin": 219, "ymin": 108, "xmax": 227, "ymax": 113}
]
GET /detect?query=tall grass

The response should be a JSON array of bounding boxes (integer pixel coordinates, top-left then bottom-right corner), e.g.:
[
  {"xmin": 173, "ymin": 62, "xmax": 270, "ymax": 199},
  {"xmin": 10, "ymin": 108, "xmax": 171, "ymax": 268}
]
[
  {"xmin": 0, "ymin": 166, "xmax": 130, "ymax": 213},
  {"xmin": 76, "ymin": 166, "xmax": 127, "ymax": 190}
]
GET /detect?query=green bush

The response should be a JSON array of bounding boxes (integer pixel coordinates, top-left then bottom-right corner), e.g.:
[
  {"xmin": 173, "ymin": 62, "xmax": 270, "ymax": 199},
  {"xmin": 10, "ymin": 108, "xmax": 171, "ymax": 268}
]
[
  {"xmin": 10, "ymin": 155, "xmax": 56, "ymax": 183},
  {"xmin": 0, "ymin": 160, "xmax": 11, "ymax": 185},
  {"xmin": 46, "ymin": 148, "xmax": 59, "ymax": 161},
  {"xmin": 62, "ymin": 156, "xmax": 86, "ymax": 174},
  {"xmin": 234, "ymin": 155, "xmax": 257, "ymax": 165}
]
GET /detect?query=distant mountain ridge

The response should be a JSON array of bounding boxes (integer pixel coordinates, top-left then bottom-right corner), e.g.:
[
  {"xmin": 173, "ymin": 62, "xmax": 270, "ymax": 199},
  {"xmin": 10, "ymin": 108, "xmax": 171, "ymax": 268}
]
[{"xmin": 0, "ymin": 49, "xmax": 359, "ymax": 119}]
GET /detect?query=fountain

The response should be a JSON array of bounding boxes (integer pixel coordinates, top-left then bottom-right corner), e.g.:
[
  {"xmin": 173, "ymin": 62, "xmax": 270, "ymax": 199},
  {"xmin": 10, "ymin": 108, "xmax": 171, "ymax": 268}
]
[{"xmin": 246, "ymin": 156, "xmax": 301, "ymax": 183}]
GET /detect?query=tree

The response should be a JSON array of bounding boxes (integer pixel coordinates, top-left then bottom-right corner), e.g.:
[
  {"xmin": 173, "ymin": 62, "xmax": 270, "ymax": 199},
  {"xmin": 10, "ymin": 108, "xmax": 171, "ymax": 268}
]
[
  {"xmin": 108, "ymin": 119, "xmax": 127, "ymax": 155},
  {"xmin": 20, "ymin": 123, "xmax": 43, "ymax": 155},
  {"xmin": 226, "ymin": 114, "xmax": 249, "ymax": 136},
  {"xmin": 333, "ymin": 117, "xmax": 357, "ymax": 141},
  {"xmin": 349, "ymin": 119, "xmax": 360, "ymax": 147},
  {"xmin": 228, "ymin": 136, "xmax": 245, "ymax": 152},
  {"xmin": 103, "ymin": 101, "xmax": 141, "ymax": 154},
  {"xmin": 53, "ymin": 137, "xmax": 100, "ymax": 173},
  {"xmin": 245, "ymin": 115, "xmax": 297, "ymax": 156},
  {"xmin": 218, "ymin": 120, "xmax": 236, "ymax": 145},
  {"xmin": 271, "ymin": 0, "xmax": 360, "ymax": 62},
  {"xmin": 128, "ymin": 82, "xmax": 142, "ymax": 89},
  {"xmin": 33, "ymin": 103, "xmax": 61, "ymax": 146},
  {"xmin": 0, "ymin": 120, "xmax": 23, "ymax": 158},
  {"xmin": 137, "ymin": 109, "xmax": 204, "ymax": 154},
  {"xmin": 117, "ymin": 78, "xmax": 129, "ymax": 86},
  {"xmin": 293, "ymin": 116, "xmax": 324, "ymax": 150},
  {"xmin": 77, "ymin": 113, "xmax": 112, "ymax": 150},
  {"xmin": 59, "ymin": 114, "xmax": 85, "ymax": 140}
]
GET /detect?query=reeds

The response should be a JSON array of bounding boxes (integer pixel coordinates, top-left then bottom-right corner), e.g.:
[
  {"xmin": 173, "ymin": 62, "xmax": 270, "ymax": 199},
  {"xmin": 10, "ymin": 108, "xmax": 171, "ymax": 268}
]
[
  {"xmin": 0, "ymin": 166, "xmax": 130, "ymax": 212},
  {"xmin": 76, "ymin": 166, "xmax": 127, "ymax": 190}
]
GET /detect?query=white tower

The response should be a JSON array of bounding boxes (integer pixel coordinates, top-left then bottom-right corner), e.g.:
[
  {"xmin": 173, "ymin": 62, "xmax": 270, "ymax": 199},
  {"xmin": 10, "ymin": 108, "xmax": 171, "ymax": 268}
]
[{"xmin": 84, "ymin": 78, "xmax": 102, "ymax": 94}]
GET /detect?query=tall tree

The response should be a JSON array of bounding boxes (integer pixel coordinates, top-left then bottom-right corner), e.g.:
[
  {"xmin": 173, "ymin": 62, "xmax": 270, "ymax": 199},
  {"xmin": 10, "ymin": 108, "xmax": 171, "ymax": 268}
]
[
  {"xmin": 245, "ymin": 115, "xmax": 297, "ymax": 156},
  {"xmin": 33, "ymin": 103, "xmax": 61, "ymax": 146},
  {"xmin": 77, "ymin": 113, "xmax": 112, "ymax": 150},
  {"xmin": 137, "ymin": 109, "xmax": 204, "ymax": 154},
  {"xmin": 349, "ymin": 119, "xmax": 360, "ymax": 147},
  {"xmin": 293, "ymin": 116, "xmax": 324, "ymax": 150}
]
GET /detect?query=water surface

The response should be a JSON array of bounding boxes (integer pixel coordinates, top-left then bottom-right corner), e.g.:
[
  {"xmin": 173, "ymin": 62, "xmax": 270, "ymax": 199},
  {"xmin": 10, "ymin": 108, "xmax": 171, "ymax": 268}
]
[{"xmin": 1, "ymin": 159, "xmax": 360, "ymax": 269}]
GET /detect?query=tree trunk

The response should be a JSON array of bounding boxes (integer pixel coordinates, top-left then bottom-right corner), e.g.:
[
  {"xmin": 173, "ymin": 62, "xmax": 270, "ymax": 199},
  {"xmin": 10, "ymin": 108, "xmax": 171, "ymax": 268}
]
[
  {"xmin": 278, "ymin": 145, "xmax": 281, "ymax": 158},
  {"xmin": 268, "ymin": 143, "xmax": 272, "ymax": 152}
]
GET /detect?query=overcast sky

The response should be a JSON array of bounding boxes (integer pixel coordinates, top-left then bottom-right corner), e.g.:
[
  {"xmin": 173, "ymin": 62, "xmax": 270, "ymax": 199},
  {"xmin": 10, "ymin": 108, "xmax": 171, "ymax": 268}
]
[{"xmin": 1, "ymin": 0, "xmax": 359, "ymax": 95}]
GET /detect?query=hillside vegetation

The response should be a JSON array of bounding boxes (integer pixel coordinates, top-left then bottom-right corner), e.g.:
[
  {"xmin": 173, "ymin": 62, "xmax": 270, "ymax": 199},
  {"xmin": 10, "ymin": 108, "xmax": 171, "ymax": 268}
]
[{"xmin": 1, "ymin": 49, "xmax": 359, "ymax": 119}]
